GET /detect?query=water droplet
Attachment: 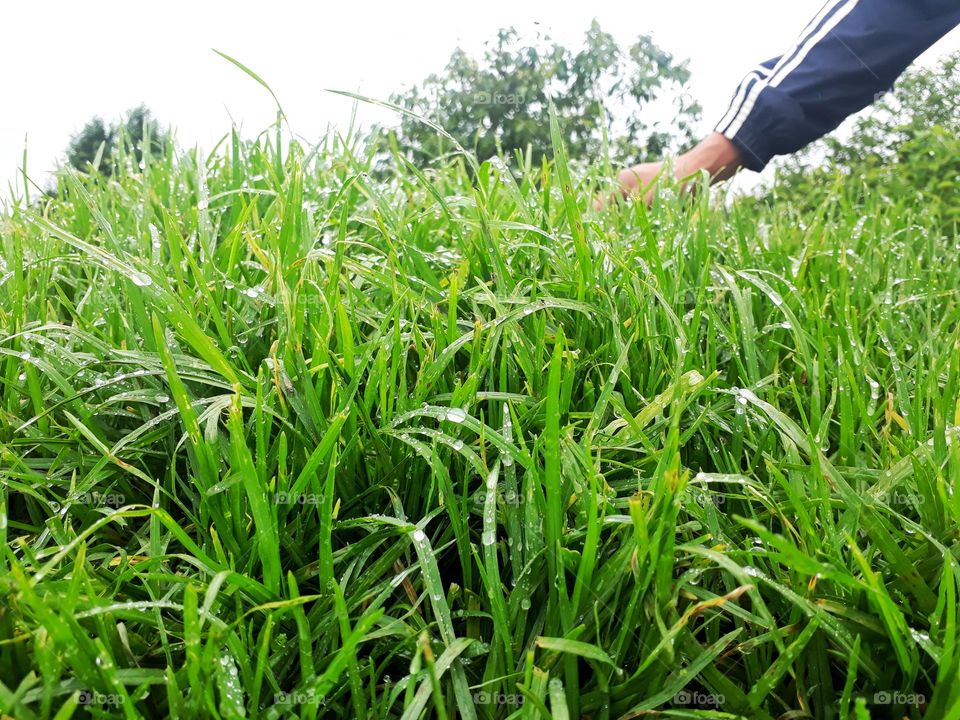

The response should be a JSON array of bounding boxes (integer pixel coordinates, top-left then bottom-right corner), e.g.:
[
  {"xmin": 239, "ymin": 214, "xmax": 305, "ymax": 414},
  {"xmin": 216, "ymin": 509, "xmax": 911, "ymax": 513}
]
[
  {"xmin": 131, "ymin": 272, "xmax": 153, "ymax": 287},
  {"xmin": 445, "ymin": 408, "xmax": 467, "ymax": 423},
  {"xmin": 412, "ymin": 530, "xmax": 426, "ymax": 543}
]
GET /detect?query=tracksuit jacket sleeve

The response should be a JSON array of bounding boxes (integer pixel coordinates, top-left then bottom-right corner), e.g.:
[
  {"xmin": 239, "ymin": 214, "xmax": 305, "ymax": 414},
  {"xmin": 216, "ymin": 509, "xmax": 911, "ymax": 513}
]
[{"xmin": 716, "ymin": 0, "xmax": 960, "ymax": 171}]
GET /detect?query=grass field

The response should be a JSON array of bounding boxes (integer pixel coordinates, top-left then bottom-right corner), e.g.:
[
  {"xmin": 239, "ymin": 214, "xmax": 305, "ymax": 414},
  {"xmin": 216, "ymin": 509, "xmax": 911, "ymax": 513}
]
[{"xmin": 2, "ymin": 105, "xmax": 960, "ymax": 720}]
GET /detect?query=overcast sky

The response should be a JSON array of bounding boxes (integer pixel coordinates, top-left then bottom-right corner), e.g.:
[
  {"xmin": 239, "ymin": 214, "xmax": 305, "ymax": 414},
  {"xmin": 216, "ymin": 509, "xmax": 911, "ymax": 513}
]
[{"xmin": 3, "ymin": 1, "xmax": 959, "ymax": 196}]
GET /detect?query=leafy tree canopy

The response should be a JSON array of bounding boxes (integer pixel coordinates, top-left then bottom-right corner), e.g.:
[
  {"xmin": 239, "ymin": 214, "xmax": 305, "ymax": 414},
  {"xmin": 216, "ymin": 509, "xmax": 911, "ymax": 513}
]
[
  {"xmin": 386, "ymin": 22, "xmax": 701, "ymax": 166},
  {"xmin": 66, "ymin": 104, "xmax": 169, "ymax": 176}
]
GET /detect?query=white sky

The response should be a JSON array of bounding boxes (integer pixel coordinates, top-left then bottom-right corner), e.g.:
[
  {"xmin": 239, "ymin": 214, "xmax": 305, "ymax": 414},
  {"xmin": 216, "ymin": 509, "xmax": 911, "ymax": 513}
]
[{"xmin": 2, "ymin": 0, "xmax": 959, "ymax": 196}]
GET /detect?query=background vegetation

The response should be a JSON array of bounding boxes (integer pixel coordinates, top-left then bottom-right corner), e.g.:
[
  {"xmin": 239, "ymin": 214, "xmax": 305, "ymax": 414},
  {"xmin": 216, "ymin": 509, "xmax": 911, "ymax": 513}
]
[
  {"xmin": 65, "ymin": 106, "xmax": 168, "ymax": 178},
  {"xmin": 1, "ymin": 40, "xmax": 959, "ymax": 720},
  {"xmin": 385, "ymin": 23, "xmax": 700, "ymax": 167},
  {"xmin": 760, "ymin": 52, "xmax": 960, "ymax": 230}
]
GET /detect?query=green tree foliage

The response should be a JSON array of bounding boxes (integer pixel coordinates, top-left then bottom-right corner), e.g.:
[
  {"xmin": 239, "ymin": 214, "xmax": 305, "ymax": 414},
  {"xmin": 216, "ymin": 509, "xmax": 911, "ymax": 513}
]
[
  {"xmin": 66, "ymin": 104, "xmax": 169, "ymax": 176},
  {"xmin": 65, "ymin": 118, "xmax": 115, "ymax": 175},
  {"xmin": 764, "ymin": 53, "xmax": 960, "ymax": 228},
  {"xmin": 386, "ymin": 23, "xmax": 701, "ymax": 166}
]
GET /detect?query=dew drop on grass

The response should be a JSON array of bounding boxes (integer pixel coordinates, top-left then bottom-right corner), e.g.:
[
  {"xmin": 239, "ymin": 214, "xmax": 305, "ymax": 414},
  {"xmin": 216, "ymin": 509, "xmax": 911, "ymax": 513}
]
[
  {"xmin": 520, "ymin": 597, "xmax": 531, "ymax": 610},
  {"xmin": 451, "ymin": 440, "xmax": 464, "ymax": 451},
  {"xmin": 482, "ymin": 530, "xmax": 496, "ymax": 546},
  {"xmin": 131, "ymin": 272, "xmax": 153, "ymax": 287},
  {"xmin": 866, "ymin": 376, "xmax": 881, "ymax": 415},
  {"xmin": 735, "ymin": 392, "xmax": 748, "ymax": 416},
  {"xmin": 412, "ymin": 530, "xmax": 426, "ymax": 543},
  {"xmin": 445, "ymin": 408, "xmax": 467, "ymax": 423}
]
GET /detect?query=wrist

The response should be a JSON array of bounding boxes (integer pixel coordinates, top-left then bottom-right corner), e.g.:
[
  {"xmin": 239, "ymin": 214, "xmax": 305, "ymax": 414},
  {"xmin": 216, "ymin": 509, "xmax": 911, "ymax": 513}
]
[{"xmin": 675, "ymin": 133, "xmax": 743, "ymax": 183}]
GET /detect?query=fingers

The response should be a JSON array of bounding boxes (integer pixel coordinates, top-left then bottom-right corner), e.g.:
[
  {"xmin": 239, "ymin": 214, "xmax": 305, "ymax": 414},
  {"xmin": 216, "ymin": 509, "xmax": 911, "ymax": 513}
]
[{"xmin": 593, "ymin": 164, "xmax": 657, "ymax": 210}]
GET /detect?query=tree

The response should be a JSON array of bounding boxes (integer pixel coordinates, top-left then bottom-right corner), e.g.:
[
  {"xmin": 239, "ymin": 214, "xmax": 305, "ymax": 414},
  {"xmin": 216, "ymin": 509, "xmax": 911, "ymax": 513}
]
[
  {"xmin": 386, "ymin": 23, "xmax": 701, "ymax": 167},
  {"xmin": 121, "ymin": 105, "xmax": 167, "ymax": 165},
  {"xmin": 66, "ymin": 105, "xmax": 168, "ymax": 176},
  {"xmin": 66, "ymin": 118, "xmax": 115, "ymax": 175}
]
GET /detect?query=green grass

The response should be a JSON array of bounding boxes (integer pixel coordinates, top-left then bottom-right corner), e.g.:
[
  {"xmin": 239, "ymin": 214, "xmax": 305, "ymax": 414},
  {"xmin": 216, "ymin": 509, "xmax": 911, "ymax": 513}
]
[{"xmin": 1, "ymin": 105, "xmax": 960, "ymax": 720}]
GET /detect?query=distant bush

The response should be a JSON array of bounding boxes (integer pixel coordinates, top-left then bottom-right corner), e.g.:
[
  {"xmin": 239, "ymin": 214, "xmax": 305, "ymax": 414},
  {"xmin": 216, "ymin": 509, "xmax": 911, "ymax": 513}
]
[{"xmin": 66, "ymin": 105, "xmax": 169, "ymax": 176}]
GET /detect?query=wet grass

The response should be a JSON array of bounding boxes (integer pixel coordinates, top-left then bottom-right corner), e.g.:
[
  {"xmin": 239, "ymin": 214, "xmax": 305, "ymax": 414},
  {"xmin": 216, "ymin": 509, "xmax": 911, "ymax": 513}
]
[{"xmin": 1, "ymin": 110, "xmax": 960, "ymax": 719}]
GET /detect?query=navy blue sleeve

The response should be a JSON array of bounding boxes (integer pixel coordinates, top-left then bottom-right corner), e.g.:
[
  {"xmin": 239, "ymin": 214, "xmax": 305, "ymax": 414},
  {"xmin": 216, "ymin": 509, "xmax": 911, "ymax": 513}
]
[{"xmin": 716, "ymin": 0, "xmax": 960, "ymax": 171}]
